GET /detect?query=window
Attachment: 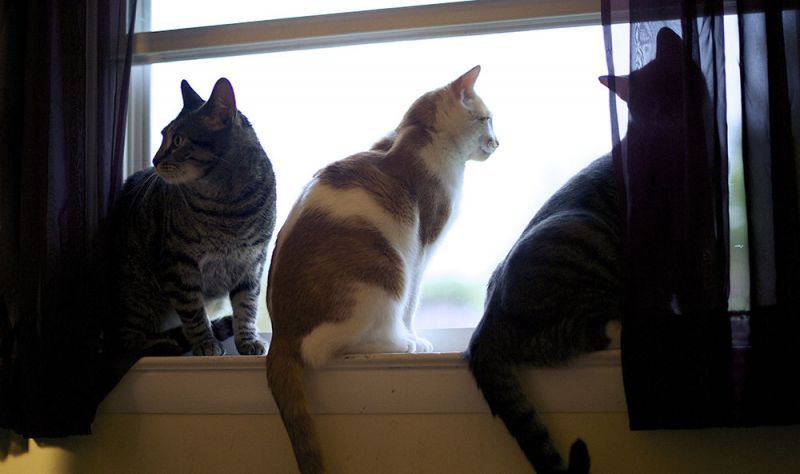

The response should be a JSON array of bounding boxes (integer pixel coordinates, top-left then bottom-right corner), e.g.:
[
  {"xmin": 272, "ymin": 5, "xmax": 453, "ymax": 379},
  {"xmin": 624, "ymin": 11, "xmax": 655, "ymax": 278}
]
[
  {"xmin": 128, "ymin": 1, "xmax": 746, "ymax": 343},
  {"xmin": 129, "ymin": 1, "xmax": 614, "ymax": 337}
]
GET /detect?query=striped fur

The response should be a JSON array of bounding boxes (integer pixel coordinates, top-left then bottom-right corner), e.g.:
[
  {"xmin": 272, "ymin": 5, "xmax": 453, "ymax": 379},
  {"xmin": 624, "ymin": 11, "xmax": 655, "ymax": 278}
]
[
  {"xmin": 266, "ymin": 66, "xmax": 498, "ymax": 473},
  {"xmin": 466, "ymin": 28, "xmax": 693, "ymax": 473},
  {"xmin": 467, "ymin": 155, "xmax": 620, "ymax": 474},
  {"xmin": 112, "ymin": 78, "xmax": 276, "ymax": 356}
]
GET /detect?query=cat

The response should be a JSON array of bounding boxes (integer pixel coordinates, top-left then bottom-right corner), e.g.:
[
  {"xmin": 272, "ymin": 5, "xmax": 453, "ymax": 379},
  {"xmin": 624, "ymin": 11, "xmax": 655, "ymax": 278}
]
[
  {"xmin": 266, "ymin": 65, "xmax": 499, "ymax": 473},
  {"xmin": 466, "ymin": 27, "xmax": 700, "ymax": 474},
  {"xmin": 111, "ymin": 77, "xmax": 276, "ymax": 357}
]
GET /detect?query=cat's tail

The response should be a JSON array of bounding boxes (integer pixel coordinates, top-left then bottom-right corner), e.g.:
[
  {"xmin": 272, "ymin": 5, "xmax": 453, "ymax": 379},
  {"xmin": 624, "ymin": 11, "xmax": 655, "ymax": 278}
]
[
  {"xmin": 265, "ymin": 338, "xmax": 324, "ymax": 474},
  {"xmin": 466, "ymin": 341, "xmax": 590, "ymax": 474}
]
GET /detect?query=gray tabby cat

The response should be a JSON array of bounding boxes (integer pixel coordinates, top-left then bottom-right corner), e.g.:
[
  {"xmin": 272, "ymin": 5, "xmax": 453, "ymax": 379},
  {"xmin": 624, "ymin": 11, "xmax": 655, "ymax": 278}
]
[
  {"xmin": 267, "ymin": 66, "xmax": 498, "ymax": 474},
  {"xmin": 112, "ymin": 78, "xmax": 276, "ymax": 356},
  {"xmin": 466, "ymin": 28, "xmax": 695, "ymax": 473}
]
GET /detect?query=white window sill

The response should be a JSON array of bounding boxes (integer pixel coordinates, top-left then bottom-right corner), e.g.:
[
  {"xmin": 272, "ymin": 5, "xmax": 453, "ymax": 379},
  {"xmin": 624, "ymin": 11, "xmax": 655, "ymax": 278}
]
[{"xmin": 99, "ymin": 328, "xmax": 625, "ymax": 415}]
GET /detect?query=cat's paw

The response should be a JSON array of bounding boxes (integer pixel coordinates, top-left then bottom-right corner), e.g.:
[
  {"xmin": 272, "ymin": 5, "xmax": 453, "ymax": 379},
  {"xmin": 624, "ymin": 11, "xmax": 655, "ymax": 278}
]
[
  {"xmin": 398, "ymin": 335, "xmax": 434, "ymax": 353},
  {"xmin": 412, "ymin": 336, "xmax": 434, "ymax": 353},
  {"xmin": 236, "ymin": 336, "xmax": 266, "ymax": 356},
  {"xmin": 193, "ymin": 338, "xmax": 225, "ymax": 356}
]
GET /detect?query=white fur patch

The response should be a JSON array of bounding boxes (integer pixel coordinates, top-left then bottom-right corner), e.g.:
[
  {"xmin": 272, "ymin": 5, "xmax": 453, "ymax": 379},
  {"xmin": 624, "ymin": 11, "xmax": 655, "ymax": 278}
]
[
  {"xmin": 303, "ymin": 183, "xmax": 419, "ymax": 263},
  {"xmin": 300, "ymin": 283, "xmax": 431, "ymax": 368}
]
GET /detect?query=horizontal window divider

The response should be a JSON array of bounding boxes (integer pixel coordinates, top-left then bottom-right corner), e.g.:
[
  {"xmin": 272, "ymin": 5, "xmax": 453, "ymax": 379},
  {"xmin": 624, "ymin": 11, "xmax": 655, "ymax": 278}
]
[{"xmin": 133, "ymin": 0, "xmax": 601, "ymax": 64}]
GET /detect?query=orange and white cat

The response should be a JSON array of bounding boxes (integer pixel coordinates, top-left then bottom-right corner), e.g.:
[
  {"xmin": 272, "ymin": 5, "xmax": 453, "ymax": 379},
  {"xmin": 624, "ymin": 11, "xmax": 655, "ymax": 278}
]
[{"xmin": 265, "ymin": 66, "xmax": 498, "ymax": 473}]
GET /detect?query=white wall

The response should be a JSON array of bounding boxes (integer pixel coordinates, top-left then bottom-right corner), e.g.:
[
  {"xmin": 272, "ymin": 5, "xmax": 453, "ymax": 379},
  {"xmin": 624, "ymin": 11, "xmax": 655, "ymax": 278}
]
[{"xmin": 4, "ymin": 412, "xmax": 800, "ymax": 473}]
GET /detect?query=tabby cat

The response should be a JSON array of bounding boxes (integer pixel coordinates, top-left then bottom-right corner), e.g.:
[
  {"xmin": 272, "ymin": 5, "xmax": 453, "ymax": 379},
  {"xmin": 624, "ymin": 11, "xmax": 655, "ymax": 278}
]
[
  {"xmin": 466, "ymin": 28, "xmax": 698, "ymax": 473},
  {"xmin": 112, "ymin": 78, "xmax": 276, "ymax": 357},
  {"xmin": 266, "ymin": 66, "xmax": 498, "ymax": 473}
]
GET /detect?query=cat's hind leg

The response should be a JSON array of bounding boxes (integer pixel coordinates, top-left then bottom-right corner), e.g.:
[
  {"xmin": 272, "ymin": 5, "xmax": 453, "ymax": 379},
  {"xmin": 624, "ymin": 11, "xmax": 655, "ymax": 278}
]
[
  {"xmin": 300, "ymin": 284, "xmax": 425, "ymax": 367},
  {"xmin": 346, "ymin": 283, "xmax": 434, "ymax": 354},
  {"xmin": 348, "ymin": 315, "xmax": 431, "ymax": 354},
  {"xmin": 114, "ymin": 295, "xmax": 185, "ymax": 356}
]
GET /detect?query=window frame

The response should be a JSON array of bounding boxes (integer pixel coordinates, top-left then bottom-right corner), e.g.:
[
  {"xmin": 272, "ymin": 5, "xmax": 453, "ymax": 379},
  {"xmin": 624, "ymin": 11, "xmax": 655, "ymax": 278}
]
[
  {"xmin": 126, "ymin": 0, "xmax": 619, "ymax": 343},
  {"xmin": 101, "ymin": 329, "xmax": 624, "ymax": 415},
  {"xmin": 117, "ymin": 0, "xmax": 628, "ymax": 415}
]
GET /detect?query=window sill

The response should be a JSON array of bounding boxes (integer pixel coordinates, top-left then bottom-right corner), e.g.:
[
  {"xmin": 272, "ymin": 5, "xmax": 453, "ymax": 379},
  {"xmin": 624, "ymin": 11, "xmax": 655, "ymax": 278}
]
[{"xmin": 99, "ymin": 328, "xmax": 626, "ymax": 415}]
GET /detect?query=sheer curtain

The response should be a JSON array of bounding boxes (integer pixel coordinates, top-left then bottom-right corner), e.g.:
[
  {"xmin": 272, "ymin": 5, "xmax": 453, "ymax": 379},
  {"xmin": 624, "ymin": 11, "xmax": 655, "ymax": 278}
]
[
  {"xmin": 738, "ymin": 1, "xmax": 800, "ymax": 425},
  {"xmin": 603, "ymin": 0, "xmax": 800, "ymax": 429},
  {"xmin": 0, "ymin": 0, "xmax": 136, "ymax": 439}
]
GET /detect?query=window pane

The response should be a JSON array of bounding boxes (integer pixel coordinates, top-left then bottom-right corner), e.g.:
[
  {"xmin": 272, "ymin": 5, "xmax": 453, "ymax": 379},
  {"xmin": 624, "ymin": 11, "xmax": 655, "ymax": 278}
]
[
  {"xmin": 724, "ymin": 15, "xmax": 749, "ymax": 312},
  {"xmin": 147, "ymin": 0, "xmax": 463, "ymax": 32},
  {"xmin": 142, "ymin": 26, "xmax": 613, "ymax": 329}
]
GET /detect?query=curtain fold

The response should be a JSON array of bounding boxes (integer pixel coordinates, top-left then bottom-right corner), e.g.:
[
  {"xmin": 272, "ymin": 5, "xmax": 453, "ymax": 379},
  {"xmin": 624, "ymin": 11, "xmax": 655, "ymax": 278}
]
[
  {"xmin": 603, "ymin": 0, "xmax": 733, "ymax": 429},
  {"xmin": 604, "ymin": 0, "xmax": 800, "ymax": 429},
  {"xmin": 0, "ymin": 0, "xmax": 135, "ymax": 438},
  {"xmin": 738, "ymin": 2, "xmax": 800, "ymax": 425}
]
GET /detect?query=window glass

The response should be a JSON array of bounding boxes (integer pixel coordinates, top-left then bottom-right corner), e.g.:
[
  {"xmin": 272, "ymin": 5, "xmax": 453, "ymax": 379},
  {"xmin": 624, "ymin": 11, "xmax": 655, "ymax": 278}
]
[
  {"xmin": 724, "ymin": 15, "xmax": 749, "ymax": 312},
  {"xmin": 147, "ymin": 1, "xmax": 464, "ymax": 32},
  {"xmin": 142, "ymin": 25, "xmax": 614, "ymax": 329}
]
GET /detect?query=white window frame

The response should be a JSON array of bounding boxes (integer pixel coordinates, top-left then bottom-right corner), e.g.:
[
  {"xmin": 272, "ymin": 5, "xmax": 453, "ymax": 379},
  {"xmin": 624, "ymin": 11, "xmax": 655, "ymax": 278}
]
[
  {"xmin": 119, "ymin": 0, "xmax": 629, "ymax": 415},
  {"xmin": 101, "ymin": 329, "xmax": 625, "ymax": 415}
]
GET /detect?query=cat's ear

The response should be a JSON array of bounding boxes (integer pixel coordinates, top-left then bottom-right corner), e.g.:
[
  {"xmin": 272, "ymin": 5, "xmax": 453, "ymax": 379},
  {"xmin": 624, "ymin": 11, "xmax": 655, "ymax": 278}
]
[
  {"xmin": 656, "ymin": 27, "xmax": 682, "ymax": 61},
  {"xmin": 201, "ymin": 78, "xmax": 237, "ymax": 131},
  {"xmin": 599, "ymin": 75, "xmax": 630, "ymax": 103},
  {"xmin": 181, "ymin": 80, "xmax": 205, "ymax": 110},
  {"xmin": 451, "ymin": 65, "xmax": 481, "ymax": 104}
]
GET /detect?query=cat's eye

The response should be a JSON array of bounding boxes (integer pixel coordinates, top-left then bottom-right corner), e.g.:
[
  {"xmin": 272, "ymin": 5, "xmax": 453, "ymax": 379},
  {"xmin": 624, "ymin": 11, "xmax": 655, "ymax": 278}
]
[
  {"xmin": 172, "ymin": 134, "xmax": 183, "ymax": 147},
  {"xmin": 479, "ymin": 116, "xmax": 491, "ymax": 123}
]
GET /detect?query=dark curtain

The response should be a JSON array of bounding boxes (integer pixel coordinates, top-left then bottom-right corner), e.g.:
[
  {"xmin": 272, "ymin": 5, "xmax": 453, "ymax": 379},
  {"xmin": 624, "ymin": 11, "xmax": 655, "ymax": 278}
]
[
  {"xmin": 0, "ymin": 0, "xmax": 136, "ymax": 438},
  {"xmin": 738, "ymin": 1, "xmax": 800, "ymax": 425},
  {"xmin": 603, "ymin": 0, "xmax": 800, "ymax": 429}
]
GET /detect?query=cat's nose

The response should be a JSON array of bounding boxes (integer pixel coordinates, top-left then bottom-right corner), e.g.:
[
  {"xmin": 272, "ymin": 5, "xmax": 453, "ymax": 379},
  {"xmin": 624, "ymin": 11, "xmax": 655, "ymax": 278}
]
[{"xmin": 481, "ymin": 137, "xmax": 499, "ymax": 156}]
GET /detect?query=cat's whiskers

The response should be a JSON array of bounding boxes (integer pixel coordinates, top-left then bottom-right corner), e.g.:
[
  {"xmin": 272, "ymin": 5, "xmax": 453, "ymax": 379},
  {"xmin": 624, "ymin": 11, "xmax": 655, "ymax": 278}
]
[{"xmin": 127, "ymin": 171, "xmax": 160, "ymax": 211}]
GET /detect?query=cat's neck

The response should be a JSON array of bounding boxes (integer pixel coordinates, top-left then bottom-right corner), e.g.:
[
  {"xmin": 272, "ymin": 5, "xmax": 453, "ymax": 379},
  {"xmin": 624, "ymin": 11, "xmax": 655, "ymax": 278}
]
[
  {"xmin": 379, "ymin": 128, "xmax": 466, "ymax": 247},
  {"xmin": 168, "ymin": 151, "xmax": 265, "ymax": 208},
  {"xmin": 417, "ymin": 140, "xmax": 466, "ymax": 195},
  {"xmin": 392, "ymin": 127, "xmax": 467, "ymax": 193}
]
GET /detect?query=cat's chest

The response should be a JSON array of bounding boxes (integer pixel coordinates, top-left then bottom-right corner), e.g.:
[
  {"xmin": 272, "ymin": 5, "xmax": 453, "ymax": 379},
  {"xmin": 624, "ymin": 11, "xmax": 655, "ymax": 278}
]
[
  {"xmin": 198, "ymin": 248, "xmax": 260, "ymax": 296},
  {"xmin": 167, "ymin": 203, "xmax": 265, "ymax": 245}
]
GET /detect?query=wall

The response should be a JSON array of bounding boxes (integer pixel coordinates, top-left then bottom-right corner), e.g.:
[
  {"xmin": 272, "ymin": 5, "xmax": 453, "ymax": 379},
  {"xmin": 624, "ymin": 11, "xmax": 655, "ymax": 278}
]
[{"xmin": 4, "ymin": 412, "xmax": 800, "ymax": 473}]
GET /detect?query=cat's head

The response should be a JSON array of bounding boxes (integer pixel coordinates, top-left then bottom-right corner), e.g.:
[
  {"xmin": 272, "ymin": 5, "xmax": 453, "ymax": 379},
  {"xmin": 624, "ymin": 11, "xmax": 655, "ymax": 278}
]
[
  {"xmin": 399, "ymin": 65, "xmax": 499, "ymax": 162},
  {"xmin": 599, "ymin": 27, "xmax": 703, "ymax": 127},
  {"xmin": 152, "ymin": 78, "xmax": 238, "ymax": 184}
]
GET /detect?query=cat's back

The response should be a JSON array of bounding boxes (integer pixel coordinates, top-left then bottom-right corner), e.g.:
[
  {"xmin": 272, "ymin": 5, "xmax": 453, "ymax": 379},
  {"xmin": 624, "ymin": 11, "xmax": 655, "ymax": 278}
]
[
  {"xmin": 486, "ymin": 154, "xmax": 621, "ymax": 323},
  {"xmin": 267, "ymin": 150, "xmax": 414, "ymax": 338},
  {"xmin": 275, "ymin": 150, "xmax": 417, "ymax": 263},
  {"xmin": 314, "ymin": 150, "xmax": 415, "ymax": 223},
  {"xmin": 529, "ymin": 154, "xmax": 618, "ymax": 230},
  {"xmin": 113, "ymin": 167, "xmax": 169, "ymax": 247},
  {"xmin": 116, "ymin": 167, "xmax": 163, "ymax": 214}
]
